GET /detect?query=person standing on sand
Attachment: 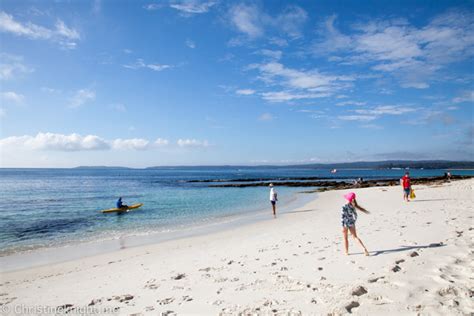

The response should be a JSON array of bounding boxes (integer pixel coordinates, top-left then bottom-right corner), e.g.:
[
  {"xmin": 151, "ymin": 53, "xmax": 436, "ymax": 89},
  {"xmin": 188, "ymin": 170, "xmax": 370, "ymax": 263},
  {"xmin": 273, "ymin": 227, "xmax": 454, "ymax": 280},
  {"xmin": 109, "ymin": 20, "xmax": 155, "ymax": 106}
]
[
  {"xmin": 400, "ymin": 171, "xmax": 411, "ymax": 202},
  {"xmin": 269, "ymin": 183, "xmax": 278, "ymax": 218},
  {"xmin": 341, "ymin": 192, "xmax": 370, "ymax": 256}
]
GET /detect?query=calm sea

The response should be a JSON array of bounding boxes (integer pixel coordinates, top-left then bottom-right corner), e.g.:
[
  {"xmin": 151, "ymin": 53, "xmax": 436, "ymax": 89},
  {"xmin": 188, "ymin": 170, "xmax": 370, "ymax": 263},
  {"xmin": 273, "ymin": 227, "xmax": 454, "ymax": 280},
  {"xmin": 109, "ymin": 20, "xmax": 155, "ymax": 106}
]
[{"xmin": 0, "ymin": 167, "xmax": 472, "ymax": 256}]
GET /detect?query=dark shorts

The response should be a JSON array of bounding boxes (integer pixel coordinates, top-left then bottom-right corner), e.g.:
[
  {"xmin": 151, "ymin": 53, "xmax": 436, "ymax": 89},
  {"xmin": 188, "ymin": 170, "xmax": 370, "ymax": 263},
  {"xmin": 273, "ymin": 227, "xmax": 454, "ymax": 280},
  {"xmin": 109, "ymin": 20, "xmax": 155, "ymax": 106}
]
[
  {"xmin": 404, "ymin": 188, "xmax": 410, "ymax": 195},
  {"xmin": 271, "ymin": 201, "xmax": 276, "ymax": 205}
]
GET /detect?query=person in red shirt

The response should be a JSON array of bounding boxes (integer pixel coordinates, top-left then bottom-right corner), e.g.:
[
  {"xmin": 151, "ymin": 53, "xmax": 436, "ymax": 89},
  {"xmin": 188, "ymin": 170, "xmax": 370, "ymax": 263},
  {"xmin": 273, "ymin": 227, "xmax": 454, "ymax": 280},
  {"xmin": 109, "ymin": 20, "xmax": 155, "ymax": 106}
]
[{"xmin": 400, "ymin": 171, "xmax": 411, "ymax": 202}]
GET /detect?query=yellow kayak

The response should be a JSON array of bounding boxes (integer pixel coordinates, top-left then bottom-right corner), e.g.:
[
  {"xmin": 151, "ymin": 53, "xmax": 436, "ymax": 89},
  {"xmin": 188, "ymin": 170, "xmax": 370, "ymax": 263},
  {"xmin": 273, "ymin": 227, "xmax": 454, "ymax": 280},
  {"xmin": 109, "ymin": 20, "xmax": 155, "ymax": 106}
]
[{"xmin": 101, "ymin": 203, "xmax": 143, "ymax": 214}]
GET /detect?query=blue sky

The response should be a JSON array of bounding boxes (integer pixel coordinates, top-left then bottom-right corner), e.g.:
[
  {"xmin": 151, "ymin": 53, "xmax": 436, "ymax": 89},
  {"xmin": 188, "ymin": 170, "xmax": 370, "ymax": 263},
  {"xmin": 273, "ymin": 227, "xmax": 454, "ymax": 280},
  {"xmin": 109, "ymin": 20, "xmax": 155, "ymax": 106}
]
[{"xmin": 0, "ymin": 0, "xmax": 473, "ymax": 167}]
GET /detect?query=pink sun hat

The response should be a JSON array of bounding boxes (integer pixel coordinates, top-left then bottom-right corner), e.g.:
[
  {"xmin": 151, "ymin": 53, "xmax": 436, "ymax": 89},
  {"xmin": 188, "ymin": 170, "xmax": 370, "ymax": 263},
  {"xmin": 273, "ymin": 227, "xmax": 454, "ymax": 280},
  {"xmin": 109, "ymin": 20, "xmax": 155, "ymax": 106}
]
[{"xmin": 344, "ymin": 192, "xmax": 356, "ymax": 202}]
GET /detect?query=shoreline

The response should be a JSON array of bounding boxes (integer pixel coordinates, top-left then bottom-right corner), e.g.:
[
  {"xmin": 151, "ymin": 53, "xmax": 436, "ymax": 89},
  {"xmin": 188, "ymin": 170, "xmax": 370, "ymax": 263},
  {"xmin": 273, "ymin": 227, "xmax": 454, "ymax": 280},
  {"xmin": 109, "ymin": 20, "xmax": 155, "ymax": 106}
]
[
  {"xmin": 1, "ymin": 179, "xmax": 472, "ymax": 314},
  {"xmin": 0, "ymin": 190, "xmax": 314, "ymax": 273}
]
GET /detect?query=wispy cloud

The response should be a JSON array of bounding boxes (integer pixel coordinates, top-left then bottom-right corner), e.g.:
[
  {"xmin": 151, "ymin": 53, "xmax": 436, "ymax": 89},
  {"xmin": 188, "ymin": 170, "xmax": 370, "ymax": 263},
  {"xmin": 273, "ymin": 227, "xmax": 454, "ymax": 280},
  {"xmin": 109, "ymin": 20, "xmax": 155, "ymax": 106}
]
[
  {"xmin": 313, "ymin": 10, "xmax": 474, "ymax": 89},
  {"xmin": 250, "ymin": 61, "xmax": 353, "ymax": 102},
  {"xmin": 1, "ymin": 91, "xmax": 24, "ymax": 103},
  {"xmin": 452, "ymin": 90, "xmax": 474, "ymax": 103},
  {"xmin": 144, "ymin": 1, "xmax": 217, "ymax": 16},
  {"xmin": 69, "ymin": 89, "xmax": 95, "ymax": 108},
  {"xmin": 185, "ymin": 39, "xmax": 196, "ymax": 48},
  {"xmin": 339, "ymin": 105, "xmax": 416, "ymax": 122},
  {"xmin": 123, "ymin": 59, "xmax": 171, "ymax": 72},
  {"xmin": 228, "ymin": 4, "xmax": 307, "ymax": 40},
  {"xmin": 0, "ymin": 11, "xmax": 80, "ymax": 49},
  {"xmin": 0, "ymin": 53, "xmax": 34, "ymax": 80},
  {"xmin": 258, "ymin": 113, "xmax": 274, "ymax": 121},
  {"xmin": 236, "ymin": 89, "xmax": 255, "ymax": 95},
  {"xmin": 177, "ymin": 138, "xmax": 209, "ymax": 147},
  {"xmin": 336, "ymin": 100, "xmax": 366, "ymax": 106}
]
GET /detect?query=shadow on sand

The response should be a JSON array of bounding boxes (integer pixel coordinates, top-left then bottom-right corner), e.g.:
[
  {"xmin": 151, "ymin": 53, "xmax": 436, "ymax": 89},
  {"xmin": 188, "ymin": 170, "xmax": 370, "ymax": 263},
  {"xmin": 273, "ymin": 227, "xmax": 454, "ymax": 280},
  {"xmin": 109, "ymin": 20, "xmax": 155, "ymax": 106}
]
[
  {"xmin": 285, "ymin": 209, "xmax": 318, "ymax": 214},
  {"xmin": 369, "ymin": 242, "xmax": 446, "ymax": 256},
  {"xmin": 410, "ymin": 199, "xmax": 453, "ymax": 202}
]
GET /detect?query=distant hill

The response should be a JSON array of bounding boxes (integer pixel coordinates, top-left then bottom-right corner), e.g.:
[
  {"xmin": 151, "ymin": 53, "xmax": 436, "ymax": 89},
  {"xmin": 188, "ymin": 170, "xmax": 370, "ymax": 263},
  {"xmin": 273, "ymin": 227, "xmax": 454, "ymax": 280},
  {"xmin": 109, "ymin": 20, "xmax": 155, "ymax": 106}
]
[
  {"xmin": 74, "ymin": 166, "xmax": 133, "ymax": 170},
  {"xmin": 146, "ymin": 160, "xmax": 474, "ymax": 170},
  {"xmin": 284, "ymin": 160, "xmax": 474, "ymax": 170}
]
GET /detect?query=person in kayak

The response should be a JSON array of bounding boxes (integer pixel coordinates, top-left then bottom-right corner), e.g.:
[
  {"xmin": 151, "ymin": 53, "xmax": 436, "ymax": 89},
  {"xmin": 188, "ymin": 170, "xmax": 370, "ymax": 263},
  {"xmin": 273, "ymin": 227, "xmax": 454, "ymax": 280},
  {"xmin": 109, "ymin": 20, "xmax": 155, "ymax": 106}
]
[{"xmin": 116, "ymin": 197, "xmax": 128, "ymax": 209}]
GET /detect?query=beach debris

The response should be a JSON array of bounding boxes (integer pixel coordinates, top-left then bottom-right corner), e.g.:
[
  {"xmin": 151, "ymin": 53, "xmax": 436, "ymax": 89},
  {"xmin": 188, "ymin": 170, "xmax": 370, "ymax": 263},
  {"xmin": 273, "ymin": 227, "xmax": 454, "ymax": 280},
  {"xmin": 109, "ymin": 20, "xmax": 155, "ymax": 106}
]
[
  {"xmin": 181, "ymin": 295, "xmax": 193, "ymax": 303},
  {"xmin": 391, "ymin": 265, "xmax": 402, "ymax": 272},
  {"xmin": 395, "ymin": 259, "xmax": 405, "ymax": 264},
  {"xmin": 438, "ymin": 286, "xmax": 458, "ymax": 297},
  {"xmin": 57, "ymin": 304, "xmax": 75, "ymax": 313},
  {"xmin": 199, "ymin": 267, "xmax": 212, "ymax": 272},
  {"xmin": 172, "ymin": 273, "xmax": 186, "ymax": 280},
  {"xmin": 345, "ymin": 301, "xmax": 360, "ymax": 313},
  {"xmin": 158, "ymin": 297, "xmax": 175, "ymax": 305},
  {"xmin": 351, "ymin": 286, "xmax": 368, "ymax": 296},
  {"xmin": 88, "ymin": 298, "xmax": 102, "ymax": 306},
  {"xmin": 112, "ymin": 294, "xmax": 133, "ymax": 302},
  {"xmin": 368, "ymin": 276, "xmax": 384, "ymax": 283},
  {"xmin": 409, "ymin": 251, "xmax": 419, "ymax": 257}
]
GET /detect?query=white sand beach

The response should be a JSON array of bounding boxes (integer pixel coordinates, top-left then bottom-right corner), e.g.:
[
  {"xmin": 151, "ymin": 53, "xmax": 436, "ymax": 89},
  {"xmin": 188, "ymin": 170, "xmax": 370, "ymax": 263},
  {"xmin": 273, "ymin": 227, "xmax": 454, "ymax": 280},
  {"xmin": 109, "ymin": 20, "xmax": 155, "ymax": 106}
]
[{"xmin": 1, "ymin": 179, "xmax": 473, "ymax": 315}]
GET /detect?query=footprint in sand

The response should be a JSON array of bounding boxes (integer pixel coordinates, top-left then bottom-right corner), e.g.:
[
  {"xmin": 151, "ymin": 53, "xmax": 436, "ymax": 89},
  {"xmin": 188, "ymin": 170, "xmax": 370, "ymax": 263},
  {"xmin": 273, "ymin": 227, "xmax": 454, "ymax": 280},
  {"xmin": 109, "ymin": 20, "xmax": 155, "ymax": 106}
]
[
  {"xmin": 344, "ymin": 301, "xmax": 360, "ymax": 313},
  {"xmin": 157, "ymin": 297, "xmax": 175, "ymax": 305}
]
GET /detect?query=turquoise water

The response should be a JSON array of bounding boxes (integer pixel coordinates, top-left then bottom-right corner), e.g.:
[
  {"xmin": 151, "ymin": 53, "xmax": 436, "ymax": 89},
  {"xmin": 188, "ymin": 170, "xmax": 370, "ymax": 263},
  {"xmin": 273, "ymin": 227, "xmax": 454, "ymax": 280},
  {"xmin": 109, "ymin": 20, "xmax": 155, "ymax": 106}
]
[{"xmin": 0, "ymin": 167, "xmax": 472, "ymax": 255}]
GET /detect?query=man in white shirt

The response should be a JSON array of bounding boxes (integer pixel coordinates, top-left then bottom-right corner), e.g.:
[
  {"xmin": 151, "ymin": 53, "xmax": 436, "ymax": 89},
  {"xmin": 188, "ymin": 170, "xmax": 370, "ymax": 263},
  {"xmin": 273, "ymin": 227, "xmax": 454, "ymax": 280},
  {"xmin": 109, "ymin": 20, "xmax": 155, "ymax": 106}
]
[{"xmin": 269, "ymin": 183, "xmax": 278, "ymax": 218}]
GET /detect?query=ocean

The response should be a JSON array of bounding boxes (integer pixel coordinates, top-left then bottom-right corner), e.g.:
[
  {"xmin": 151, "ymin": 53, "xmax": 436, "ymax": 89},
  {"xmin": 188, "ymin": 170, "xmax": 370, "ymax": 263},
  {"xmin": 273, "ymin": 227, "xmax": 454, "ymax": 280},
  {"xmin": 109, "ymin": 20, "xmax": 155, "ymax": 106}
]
[{"xmin": 0, "ymin": 167, "xmax": 472, "ymax": 257}]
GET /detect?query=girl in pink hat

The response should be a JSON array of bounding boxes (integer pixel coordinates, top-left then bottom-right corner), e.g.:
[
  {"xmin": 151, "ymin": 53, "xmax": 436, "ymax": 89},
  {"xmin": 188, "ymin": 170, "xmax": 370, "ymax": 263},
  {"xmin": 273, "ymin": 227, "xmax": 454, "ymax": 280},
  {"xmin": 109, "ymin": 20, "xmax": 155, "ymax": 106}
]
[{"xmin": 341, "ymin": 192, "xmax": 370, "ymax": 256}]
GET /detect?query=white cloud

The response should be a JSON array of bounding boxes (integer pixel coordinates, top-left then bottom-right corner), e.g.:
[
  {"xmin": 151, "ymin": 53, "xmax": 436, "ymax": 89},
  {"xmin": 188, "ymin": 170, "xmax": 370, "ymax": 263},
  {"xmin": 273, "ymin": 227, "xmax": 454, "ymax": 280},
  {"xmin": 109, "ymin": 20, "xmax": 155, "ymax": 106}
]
[
  {"xmin": 124, "ymin": 59, "xmax": 171, "ymax": 72},
  {"xmin": 236, "ymin": 89, "xmax": 255, "ymax": 95},
  {"xmin": 169, "ymin": 0, "xmax": 217, "ymax": 15},
  {"xmin": 1, "ymin": 91, "xmax": 24, "ymax": 103},
  {"xmin": 258, "ymin": 49, "xmax": 282, "ymax": 60},
  {"xmin": 271, "ymin": 5, "xmax": 308, "ymax": 39},
  {"xmin": 0, "ymin": 11, "xmax": 80, "ymax": 49},
  {"xmin": 452, "ymin": 91, "xmax": 474, "ymax": 103},
  {"xmin": 353, "ymin": 105, "xmax": 415, "ymax": 116},
  {"xmin": 0, "ymin": 133, "xmax": 110, "ymax": 151},
  {"xmin": 69, "ymin": 89, "xmax": 95, "ymax": 108},
  {"xmin": 177, "ymin": 138, "xmax": 209, "ymax": 147},
  {"xmin": 261, "ymin": 91, "xmax": 330, "ymax": 102},
  {"xmin": 259, "ymin": 113, "xmax": 274, "ymax": 121},
  {"xmin": 251, "ymin": 61, "xmax": 353, "ymax": 102},
  {"xmin": 268, "ymin": 37, "xmax": 288, "ymax": 47},
  {"xmin": 336, "ymin": 100, "xmax": 366, "ymax": 106},
  {"xmin": 154, "ymin": 138, "xmax": 169, "ymax": 146},
  {"xmin": 112, "ymin": 138, "xmax": 150, "ymax": 150},
  {"xmin": 229, "ymin": 4, "xmax": 263, "ymax": 38},
  {"xmin": 185, "ymin": 39, "xmax": 196, "ymax": 48},
  {"xmin": 0, "ymin": 133, "xmax": 172, "ymax": 152},
  {"xmin": 0, "ymin": 53, "xmax": 34, "ymax": 80},
  {"xmin": 313, "ymin": 10, "xmax": 474, "ymax": 88},
  {"xmin": 228, "ymin": 4, "xmax": 307, "ymax": 40},
  {"xmin": 339, "ymin": 105, "xmax": 417, "ymax": 122},
  {"xmin": 338, "ymin": 115, "xmax": 377, "ymax": 122}
]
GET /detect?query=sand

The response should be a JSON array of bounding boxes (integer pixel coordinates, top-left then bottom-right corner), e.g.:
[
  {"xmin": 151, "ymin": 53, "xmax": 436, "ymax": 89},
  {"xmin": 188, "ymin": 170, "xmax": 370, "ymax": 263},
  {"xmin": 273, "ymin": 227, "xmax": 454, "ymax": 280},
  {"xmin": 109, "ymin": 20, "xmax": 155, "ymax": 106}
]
[{"xmin": 0, "ymin": 179, "xmax": 473, "ymax": 315}]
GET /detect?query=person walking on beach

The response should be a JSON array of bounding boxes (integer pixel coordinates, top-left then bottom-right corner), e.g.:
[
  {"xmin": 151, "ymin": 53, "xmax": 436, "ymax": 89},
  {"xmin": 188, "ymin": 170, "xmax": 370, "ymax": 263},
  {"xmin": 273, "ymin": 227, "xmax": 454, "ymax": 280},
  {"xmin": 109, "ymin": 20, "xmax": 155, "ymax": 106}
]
[
  {"xmin": 341, "ymin": 192, "xmax": 370, "ymax": 256},
  {"xmin": 269, "ymin": 183, "xmax": 278, "ymax": 218},
  {"xmin": 400, "ymin": 171, "xmax": 411, "ymax": 202}
]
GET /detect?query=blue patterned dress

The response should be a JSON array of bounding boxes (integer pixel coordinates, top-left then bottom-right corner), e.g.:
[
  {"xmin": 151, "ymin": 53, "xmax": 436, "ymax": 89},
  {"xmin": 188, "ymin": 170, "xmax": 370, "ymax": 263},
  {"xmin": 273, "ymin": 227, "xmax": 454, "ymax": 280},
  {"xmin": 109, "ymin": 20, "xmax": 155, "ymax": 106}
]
[{"xmin": 341, "ymin": 203, "xmax": 357, "ymax": 228}]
